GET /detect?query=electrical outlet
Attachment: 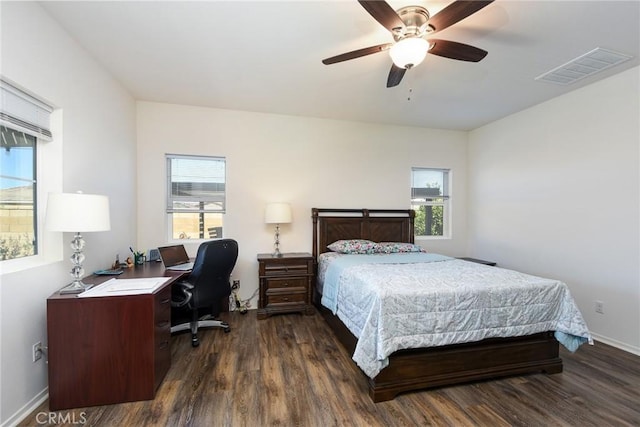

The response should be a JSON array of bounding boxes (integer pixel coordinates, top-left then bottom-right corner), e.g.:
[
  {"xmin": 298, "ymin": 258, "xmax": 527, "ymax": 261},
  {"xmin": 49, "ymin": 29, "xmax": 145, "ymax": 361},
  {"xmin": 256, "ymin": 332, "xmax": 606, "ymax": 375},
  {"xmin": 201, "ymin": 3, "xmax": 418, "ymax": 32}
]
[
  {"xmin": 32, "ymin": 342, "xmax": 43, "ymax": 362},
  {"xmin": 595, "ymin": 301, "xmax": 604, "ymax": 314}
]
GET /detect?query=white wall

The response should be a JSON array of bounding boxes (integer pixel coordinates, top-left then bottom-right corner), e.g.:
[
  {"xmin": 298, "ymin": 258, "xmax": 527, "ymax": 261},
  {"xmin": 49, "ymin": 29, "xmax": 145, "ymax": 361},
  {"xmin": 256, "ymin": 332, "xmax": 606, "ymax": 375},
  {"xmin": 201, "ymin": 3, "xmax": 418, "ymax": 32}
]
[
  {"xmin": 3, "ymin": 2, "xmax": 636, "ymax": 423},
  {"xmin": 468, "ymin": 66, "xmax": 640, "ymax": 353},
  {"xmin": 0, "ymin": 3, "xmax": 137, "ymax": 425},
  {"xmin": 136, "ymin": 102, "xmax": 469, "ymax": 303}
]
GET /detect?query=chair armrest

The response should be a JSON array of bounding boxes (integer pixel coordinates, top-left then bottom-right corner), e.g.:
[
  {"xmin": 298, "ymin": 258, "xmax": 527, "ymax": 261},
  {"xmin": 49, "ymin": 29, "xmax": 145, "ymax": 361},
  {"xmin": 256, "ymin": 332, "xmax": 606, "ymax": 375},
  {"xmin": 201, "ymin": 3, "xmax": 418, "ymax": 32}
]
[
  {"xmin": 176, "ymin": 281, "xmax": 194, "ymax": 290},
  {"xmin": 171, "ymin": 281, "xmax": 194, "ymax": 308}
]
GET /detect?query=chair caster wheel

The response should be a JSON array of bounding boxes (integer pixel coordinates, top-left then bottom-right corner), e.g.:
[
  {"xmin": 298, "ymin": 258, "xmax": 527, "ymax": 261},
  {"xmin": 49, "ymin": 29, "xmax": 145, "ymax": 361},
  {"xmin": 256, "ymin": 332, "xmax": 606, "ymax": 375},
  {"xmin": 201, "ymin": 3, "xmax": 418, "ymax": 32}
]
[
  {"xmin": 191, "ymin": 336, "xmax": 200, "ymax": 347},
  {"xmin": 224, "ymin": 327, "xmax": 231, "ymax": 333}
]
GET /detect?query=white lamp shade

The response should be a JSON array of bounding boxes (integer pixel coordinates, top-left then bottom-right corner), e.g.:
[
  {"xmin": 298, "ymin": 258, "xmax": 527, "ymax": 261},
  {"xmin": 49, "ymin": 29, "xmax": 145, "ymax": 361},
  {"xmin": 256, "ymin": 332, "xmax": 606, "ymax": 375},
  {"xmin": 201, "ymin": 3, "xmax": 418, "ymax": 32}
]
[
  {"xmin": 45, "ymin": 192, "xmax": 111, "ymax": 232},
  {"xmin": 389, "ymin": 38, "xmax": 430, "ymax": 69},
  {"xmin": 264, "ymin": 203, "xmax": 292, "ymax": 224}
]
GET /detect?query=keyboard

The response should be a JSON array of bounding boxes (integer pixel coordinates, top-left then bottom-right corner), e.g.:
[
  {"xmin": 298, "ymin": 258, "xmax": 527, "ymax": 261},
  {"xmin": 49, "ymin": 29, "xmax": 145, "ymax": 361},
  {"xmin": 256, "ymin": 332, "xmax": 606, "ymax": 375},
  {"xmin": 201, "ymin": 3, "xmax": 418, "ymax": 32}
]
[
  {"xmin": 166, "ymin": 262, "xmax": 194, "ymax": 271},
  {"xmin": 94, "ymin": 269, "xmax": 124, "ymax": 275}
]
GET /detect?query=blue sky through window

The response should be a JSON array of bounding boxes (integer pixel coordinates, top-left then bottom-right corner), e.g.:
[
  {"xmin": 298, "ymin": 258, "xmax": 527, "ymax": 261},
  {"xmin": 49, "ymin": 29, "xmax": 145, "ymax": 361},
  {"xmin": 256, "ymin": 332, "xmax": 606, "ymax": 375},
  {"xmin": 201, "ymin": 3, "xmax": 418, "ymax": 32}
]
[
  {"xmin": 0, "ymin": 147, "xmax": 34, "ymax": 189},
  {"xmin": 412, "ymin": 169, "xmax": 444, "ymax": 190}
]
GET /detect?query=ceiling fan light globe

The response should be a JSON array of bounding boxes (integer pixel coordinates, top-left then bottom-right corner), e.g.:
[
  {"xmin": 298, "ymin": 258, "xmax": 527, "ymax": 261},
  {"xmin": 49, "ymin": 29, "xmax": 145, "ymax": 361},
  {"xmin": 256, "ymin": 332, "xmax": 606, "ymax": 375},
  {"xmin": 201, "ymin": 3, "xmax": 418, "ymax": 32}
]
[{"xmin": 390, "ymin": 38, "xmax": 429, "ymax": 69}]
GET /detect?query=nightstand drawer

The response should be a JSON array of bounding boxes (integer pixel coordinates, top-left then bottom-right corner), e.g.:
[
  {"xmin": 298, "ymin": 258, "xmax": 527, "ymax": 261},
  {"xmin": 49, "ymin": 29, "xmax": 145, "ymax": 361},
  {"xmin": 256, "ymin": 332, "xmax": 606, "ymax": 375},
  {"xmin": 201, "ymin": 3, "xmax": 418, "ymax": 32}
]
[
  {"xmin": 263, "ymin": 262, "xmax": 310, "ymax": 276},
  {"xmin": 266, "ymin": 292, "xmax": 307, "ymax": 305},
  {"xmin": 265, "ymin": 277, "xmax": 307, "ymax": 290}
]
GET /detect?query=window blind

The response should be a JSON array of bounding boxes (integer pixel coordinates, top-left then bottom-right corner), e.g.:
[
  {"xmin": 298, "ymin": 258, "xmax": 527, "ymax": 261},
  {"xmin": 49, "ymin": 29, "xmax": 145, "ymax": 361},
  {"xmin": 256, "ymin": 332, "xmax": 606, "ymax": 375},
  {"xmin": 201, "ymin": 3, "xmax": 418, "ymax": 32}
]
[
  {"xmin": 166, "ymin": 155, "xmax": 226, "ymax": 213},
  {"xmin": 0, "ymin": 78, "xmax": 53, "ymax": 141},
  {"xmin": 411, "ymin": 168, "xmax": 450, "ymax": 201}
]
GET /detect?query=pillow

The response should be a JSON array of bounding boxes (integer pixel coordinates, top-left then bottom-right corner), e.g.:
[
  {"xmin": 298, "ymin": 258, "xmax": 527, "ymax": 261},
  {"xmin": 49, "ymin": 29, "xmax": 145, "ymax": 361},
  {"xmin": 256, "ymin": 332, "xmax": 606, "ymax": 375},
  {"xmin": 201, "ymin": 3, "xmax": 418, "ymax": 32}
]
[
  {"xmin": 376, "ymin": 242, "xmax": 426, "ymax": 254},
  {"xmin": 327, "ymin": 239, "xmax": 378, "ymax": 254}
]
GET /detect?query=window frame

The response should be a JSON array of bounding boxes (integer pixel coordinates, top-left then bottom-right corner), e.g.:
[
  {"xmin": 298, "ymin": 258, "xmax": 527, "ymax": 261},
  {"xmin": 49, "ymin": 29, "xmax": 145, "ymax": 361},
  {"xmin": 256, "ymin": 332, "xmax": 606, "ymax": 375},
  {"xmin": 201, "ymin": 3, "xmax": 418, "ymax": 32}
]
[
  {"xmin": 411, "ymin": 167, "xmax": 451, "ymax": 240},
  {"xmin": 0, "ymin": 127, "xmax": 38, "ymax": 260},
  {"xmin": 165, "ymin": 154, "xmax": 226, "ymax": 242},
  {"xmin": 0, "ymin": 112, "xmax": 63, "ymax": 274},
  {"xmin": 1, "ymin": 79, "xmax": 59, "ymax": 272}
]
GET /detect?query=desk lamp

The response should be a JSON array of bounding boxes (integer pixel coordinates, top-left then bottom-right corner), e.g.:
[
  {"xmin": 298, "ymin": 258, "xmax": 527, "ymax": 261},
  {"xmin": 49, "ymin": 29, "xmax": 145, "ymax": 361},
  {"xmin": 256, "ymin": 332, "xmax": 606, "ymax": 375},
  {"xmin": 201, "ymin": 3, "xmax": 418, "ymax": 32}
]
[
  {"xmin": 45, "ymin": 192, "xmax": 111, "ymax": 294},
  {"xmin": 264, "ymin": 203, "xmax": 292, "ymax": 257}
]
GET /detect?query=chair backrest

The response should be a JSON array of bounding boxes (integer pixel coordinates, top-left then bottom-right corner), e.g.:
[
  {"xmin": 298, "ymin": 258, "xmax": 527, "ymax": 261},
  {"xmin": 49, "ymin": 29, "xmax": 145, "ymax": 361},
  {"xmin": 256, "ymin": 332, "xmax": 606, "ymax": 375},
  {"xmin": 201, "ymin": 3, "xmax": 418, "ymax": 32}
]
[{"xmin": 188, "ymin": 239, "xmax": 238, "ymax": 309}]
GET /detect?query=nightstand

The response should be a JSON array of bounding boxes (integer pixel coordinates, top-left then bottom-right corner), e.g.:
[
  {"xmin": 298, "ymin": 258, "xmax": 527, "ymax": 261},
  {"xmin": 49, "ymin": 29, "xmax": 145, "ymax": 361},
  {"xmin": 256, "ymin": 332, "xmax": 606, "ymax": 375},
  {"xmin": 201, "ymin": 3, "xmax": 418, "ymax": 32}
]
[
  {"xmin": 257, "ymin": 252, "xmax": 314, "ymax": 319},
  {"xmin": 457, "ymin": 257, "xmax": 497, "ymax": 266}
]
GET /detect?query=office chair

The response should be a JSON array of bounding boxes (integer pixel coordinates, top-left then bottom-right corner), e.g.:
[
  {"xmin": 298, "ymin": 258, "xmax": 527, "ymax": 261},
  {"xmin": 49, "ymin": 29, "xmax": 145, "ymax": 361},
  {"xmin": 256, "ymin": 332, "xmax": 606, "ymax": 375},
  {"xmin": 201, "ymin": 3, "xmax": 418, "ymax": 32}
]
[{"xmin": 170, "ymin": 239, "xmax": 238, "ymax": 347}]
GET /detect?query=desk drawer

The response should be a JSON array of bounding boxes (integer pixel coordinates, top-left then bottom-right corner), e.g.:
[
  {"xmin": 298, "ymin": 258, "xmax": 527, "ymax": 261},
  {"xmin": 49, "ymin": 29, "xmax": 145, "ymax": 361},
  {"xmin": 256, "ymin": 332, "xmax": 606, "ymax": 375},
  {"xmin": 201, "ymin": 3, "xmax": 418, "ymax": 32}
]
[
  {"xmin": 154, "ymin": 287, "xmax": 171, "ymax": 332},
  {"xmin": 154, "ymin": 287, "xmax": 171, "ymax": 389},
  {"xmin": 155, "ymin": 287, "xmax": 171, "ymax": 316}
]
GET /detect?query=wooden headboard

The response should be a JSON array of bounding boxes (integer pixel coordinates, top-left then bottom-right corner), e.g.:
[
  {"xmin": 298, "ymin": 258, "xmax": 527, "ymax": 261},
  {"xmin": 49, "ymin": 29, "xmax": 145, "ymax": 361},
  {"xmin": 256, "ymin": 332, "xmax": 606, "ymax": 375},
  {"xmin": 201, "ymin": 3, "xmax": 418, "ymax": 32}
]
[{"xmin": 311, "ymin": 208, "xmax": 415, "ymax": 259}]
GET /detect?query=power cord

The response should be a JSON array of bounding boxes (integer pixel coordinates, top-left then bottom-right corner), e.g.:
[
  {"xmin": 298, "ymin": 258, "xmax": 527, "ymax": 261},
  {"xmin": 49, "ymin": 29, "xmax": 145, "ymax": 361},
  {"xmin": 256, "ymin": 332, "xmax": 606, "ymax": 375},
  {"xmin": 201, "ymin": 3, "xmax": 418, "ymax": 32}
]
[{"xmin": 229, "ymin": 281, "xmax": 258, "ymax": 315}]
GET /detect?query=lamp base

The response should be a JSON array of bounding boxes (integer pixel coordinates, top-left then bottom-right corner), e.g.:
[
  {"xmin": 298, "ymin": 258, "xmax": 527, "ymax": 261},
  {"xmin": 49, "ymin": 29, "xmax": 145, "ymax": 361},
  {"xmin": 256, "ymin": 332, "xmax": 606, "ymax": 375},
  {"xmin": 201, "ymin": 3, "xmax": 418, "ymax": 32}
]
[
  {"xmin": 59, "ymin": 280, "xmax": 94, "ymax": 295},
  {"xmin": 272, "ymin": 224, "xmax": 283, "ymax": 257}
]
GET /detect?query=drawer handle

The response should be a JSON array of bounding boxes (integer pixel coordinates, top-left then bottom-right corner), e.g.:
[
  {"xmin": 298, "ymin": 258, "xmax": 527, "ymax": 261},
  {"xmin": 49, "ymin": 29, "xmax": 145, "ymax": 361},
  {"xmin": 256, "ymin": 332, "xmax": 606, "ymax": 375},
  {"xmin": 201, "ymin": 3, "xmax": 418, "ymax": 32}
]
[
  {"xmin": 159, "ymin": 341, "xmax": 169, "ymax": 349},
  {"xmin": 283, "ymin": 282, "xmax": 289, "ymax": 287},
  {"xmin": 157, "ymin": 320, "xmax": 169, "ymax": 328},
  {"xmin": 283, "ymin": 297, "xmax": 289, "ymax": 301},
  {"xmin": 160, "ymin": 298, "xmax": 170, "ymax": 305}
]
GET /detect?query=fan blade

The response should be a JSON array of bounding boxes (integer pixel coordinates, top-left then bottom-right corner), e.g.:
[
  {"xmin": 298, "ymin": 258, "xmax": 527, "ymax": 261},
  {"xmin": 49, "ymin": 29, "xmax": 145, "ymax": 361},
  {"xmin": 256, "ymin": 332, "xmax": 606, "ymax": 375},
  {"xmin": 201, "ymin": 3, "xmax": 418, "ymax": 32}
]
[
  {"xmin": 322, "ymin": 43, "xmax": 392, "ymax": 65},
  {"xmin": 386, "ymin": 64, "xmax": 406, "ymax": 88},
  {"xmin": 429, "ymin": 39, "xmax": 487, "ymax": 62},
  {"xmin": 358, "ymin": 0, "xmax": 406, "ymax": 33},
  {"xmin": 428, "ymin": 0, "xmax": 494, "ymax": 34}
]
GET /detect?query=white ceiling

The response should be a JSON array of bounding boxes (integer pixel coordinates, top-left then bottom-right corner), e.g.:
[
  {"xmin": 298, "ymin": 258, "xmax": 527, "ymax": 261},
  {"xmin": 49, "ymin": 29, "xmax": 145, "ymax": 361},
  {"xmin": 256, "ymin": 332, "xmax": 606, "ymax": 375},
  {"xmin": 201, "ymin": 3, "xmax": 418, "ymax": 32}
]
[{"xmin": 40, "ymin": 1, "xmax": 640, "ymax": 131}]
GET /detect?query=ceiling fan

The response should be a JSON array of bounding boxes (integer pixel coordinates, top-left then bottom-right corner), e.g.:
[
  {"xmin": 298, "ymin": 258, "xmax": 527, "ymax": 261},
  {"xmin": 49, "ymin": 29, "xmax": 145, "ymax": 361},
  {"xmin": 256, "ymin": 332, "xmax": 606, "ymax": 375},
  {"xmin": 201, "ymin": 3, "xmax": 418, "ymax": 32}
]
[{"xmin": 322, "ymin": 0, "xmax": 494, "ymax": 88}]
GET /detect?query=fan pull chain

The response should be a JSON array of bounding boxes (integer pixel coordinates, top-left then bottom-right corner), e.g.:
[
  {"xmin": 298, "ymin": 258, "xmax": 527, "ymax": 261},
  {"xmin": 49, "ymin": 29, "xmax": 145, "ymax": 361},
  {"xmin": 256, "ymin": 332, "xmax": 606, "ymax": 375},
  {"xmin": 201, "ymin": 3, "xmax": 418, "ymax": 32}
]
[{"xmin": 406, "ymin": 70, "xmax": 415, "ymax": 101}]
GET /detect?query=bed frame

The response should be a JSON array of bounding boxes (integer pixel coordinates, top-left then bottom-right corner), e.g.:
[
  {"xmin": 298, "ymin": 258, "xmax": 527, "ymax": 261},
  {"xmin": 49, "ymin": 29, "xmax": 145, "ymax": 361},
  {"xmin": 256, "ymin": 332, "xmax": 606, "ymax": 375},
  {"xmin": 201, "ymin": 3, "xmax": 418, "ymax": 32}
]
[{"xmin": 311, "ymin": 208, "xmax": 563, "ymax": 402}]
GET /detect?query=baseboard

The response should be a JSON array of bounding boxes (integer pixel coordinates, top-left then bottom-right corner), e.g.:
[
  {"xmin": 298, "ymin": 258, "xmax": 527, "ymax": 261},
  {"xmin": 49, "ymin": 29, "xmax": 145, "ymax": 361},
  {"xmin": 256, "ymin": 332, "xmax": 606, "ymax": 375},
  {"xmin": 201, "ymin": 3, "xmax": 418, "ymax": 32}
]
[
  {"xmin": 592, "ymin": 333, "xmax": 640, "ymax": 356},
  {"xmin": 1, "ymin": 388, "xmax": 48, "ymax": 427}
]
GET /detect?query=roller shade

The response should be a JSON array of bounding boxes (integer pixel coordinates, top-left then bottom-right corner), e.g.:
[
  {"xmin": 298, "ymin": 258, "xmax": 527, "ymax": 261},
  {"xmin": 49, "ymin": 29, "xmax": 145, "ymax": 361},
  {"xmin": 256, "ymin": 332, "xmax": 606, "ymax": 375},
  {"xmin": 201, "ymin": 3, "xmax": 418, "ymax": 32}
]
[
  {"xmin": 166, "ymin": 155, "xmax": 226, "ymax": 213},
  {"xmin": 0, "ymin": 78, "xmax": 53, "ymax": 141},
  {"xmin": 411, "ymin": 168, "xmax": 449, "ymax": 202}
]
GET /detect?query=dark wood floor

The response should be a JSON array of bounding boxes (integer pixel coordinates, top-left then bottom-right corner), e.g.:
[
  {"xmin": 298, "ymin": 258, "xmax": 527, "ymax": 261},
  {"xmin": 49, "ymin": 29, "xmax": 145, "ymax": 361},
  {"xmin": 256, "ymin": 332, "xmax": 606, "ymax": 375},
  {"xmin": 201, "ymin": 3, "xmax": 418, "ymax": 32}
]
[{"xmin": 21, "ymin": 310, "xmax": 640, "ymax": 426}]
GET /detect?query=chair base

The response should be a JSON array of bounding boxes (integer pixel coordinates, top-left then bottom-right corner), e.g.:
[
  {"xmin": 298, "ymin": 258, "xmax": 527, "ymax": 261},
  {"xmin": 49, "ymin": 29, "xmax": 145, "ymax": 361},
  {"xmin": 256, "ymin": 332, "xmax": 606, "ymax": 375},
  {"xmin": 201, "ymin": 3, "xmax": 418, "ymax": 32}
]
[{"xmin": 171, "ymin": 316, "xmax": 230, "ymax": 347}]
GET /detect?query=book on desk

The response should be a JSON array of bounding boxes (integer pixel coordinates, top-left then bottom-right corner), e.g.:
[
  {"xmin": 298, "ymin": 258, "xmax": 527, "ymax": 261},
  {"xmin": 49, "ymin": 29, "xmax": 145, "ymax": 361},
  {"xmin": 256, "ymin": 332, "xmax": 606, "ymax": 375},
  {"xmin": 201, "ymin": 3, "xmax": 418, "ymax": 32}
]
[{"xmin": 77, "ymin": 277, "xmax": 172, "ymax": 297}]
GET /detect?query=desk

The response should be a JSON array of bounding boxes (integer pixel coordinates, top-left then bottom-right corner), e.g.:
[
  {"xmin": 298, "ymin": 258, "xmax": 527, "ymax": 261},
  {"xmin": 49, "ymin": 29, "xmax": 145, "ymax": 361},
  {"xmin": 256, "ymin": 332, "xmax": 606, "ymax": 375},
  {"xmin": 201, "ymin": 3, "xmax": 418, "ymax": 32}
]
[{"xmin": 46, "ymin": 262, "xmax": 187, "ymax": 411}]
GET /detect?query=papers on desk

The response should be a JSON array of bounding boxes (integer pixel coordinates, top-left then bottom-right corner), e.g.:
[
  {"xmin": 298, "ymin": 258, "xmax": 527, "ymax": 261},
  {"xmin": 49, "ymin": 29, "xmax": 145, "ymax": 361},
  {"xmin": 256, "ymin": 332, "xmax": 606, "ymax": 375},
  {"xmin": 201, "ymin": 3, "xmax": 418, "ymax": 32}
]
[{"xmin": 78, "ymin": 277, "xmax": 171, "ymax": 297}]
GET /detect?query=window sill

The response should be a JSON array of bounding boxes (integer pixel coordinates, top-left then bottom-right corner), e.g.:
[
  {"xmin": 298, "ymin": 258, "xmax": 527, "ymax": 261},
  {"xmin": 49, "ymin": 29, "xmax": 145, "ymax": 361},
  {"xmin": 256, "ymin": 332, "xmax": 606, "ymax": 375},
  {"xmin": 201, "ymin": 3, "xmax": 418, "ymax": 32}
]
[
  {"xmin": 0, "ymin": 254, "xmax": 60, "ymax": 276},
  {"xmin": 415, "ymin": 235, "xmax": 451, "ymax": 241}
]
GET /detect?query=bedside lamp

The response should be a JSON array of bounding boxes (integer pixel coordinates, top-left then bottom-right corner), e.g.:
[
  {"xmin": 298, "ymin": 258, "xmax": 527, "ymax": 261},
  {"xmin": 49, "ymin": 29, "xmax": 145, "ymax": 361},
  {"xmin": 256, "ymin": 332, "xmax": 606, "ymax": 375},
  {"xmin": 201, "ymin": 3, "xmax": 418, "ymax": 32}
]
[
  {"xmin": 45, "ymin": 192, "xmax": 111, "ymax": 294},
  {"xmin": 264, "ymin": 203, "xmax": 292, "ymax": 257}
]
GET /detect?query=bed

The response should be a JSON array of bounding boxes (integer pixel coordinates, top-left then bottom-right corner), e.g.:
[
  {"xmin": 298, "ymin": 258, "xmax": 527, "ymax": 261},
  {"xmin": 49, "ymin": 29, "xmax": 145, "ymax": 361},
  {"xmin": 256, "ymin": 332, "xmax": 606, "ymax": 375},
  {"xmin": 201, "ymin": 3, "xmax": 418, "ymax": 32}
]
[{"xmin": 311, "ymin": 208, "xmax": 592, "ymax": 402}]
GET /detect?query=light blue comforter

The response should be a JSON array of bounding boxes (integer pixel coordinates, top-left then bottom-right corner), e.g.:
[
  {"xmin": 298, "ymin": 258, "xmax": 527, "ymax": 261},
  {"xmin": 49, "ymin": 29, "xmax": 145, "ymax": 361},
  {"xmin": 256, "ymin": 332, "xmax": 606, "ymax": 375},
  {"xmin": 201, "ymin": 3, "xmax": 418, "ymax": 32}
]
[
  {"xmin": 321, "ymin": 252, "xmax": 452, "ymax": 313},
  {"xmin": 319, "ymin": 253, "xmax": 593, "ymax": 378}
]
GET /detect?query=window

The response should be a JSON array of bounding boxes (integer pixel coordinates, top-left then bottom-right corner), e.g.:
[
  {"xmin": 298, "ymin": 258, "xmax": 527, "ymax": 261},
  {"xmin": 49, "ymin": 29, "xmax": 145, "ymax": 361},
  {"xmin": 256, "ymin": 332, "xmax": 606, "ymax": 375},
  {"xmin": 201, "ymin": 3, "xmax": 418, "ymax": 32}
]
[
  {"xmin": 166, "ymin": 154, "xmax": 225, "ymax": 240},
  {"xmin": 411, "ymin": 168, "xmax": 450, "ymax": 238},
  {"xmin": 0, "ymin": 127, "xmax": 37, "ymax": 260},
  {"xmin": 0, "ymin": 78, "xmax": 53, "ymax": 261}
]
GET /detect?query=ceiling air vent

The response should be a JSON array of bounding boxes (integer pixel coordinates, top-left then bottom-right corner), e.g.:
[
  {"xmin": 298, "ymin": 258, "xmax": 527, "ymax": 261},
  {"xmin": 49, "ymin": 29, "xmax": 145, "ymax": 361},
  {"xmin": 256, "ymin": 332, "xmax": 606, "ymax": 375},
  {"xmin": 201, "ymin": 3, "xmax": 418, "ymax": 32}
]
[{"xmin": 535, "ymin": 47, "xmax": 632, "ymax": 85}]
